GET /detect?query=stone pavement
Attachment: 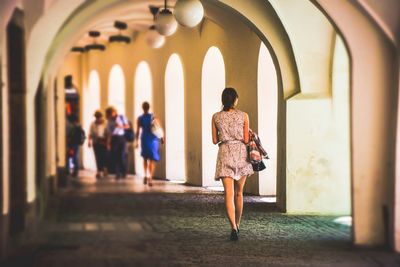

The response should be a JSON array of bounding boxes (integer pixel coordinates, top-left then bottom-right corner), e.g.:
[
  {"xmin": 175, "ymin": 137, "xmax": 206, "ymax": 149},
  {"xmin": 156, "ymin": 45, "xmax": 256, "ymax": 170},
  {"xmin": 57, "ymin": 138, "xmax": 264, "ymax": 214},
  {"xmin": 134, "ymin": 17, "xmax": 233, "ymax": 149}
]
[{"xmin": 2, "ymin": 173, "xmax": 400, "ymax": 267}]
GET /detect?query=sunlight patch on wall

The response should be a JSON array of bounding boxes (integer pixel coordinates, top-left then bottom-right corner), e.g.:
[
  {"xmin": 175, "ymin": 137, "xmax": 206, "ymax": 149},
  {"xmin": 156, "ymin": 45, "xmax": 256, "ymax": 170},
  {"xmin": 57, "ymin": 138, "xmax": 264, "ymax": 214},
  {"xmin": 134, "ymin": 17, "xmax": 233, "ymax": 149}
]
[
  {"xmin": 134, "ymin": 61, "xmax": 153, "ymax": 177},
  {"xmin": 108, "ymin": 64, "xmax": 125, "ymax": 114},
  {"xmin": 201, "ymin": 46, "xmax": 225, "ymax": 187},
  {"xmin": 165, "ymin": 54, "xmax": 186, "ymax": 181},
  {"xmin": 83, "ymin": 70, "xmax": 101, "ymax": 171},
  {"xmin": 257, "ymin": 42, "xmax": 278, "ymax": 197}
]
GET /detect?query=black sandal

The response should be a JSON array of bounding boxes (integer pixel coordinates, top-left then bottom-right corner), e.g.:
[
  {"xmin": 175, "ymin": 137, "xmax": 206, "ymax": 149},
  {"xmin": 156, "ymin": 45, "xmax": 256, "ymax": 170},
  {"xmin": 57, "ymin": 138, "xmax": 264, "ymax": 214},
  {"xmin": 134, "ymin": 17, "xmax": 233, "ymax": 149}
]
[{"xmin": 230, "ymin": 229, "xmax": 238, "ymax": 241}]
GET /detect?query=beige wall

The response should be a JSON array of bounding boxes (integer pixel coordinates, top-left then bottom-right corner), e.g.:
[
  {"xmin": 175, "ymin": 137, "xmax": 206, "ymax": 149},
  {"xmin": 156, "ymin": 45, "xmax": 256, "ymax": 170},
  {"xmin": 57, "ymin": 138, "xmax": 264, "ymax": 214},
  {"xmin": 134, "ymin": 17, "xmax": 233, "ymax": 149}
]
[
  {"xmin": 270, "ymin": 0, "xmax": 335, "ymax": 94},
  {"xmin": 58, "ymin": 15, "xmax": 263, "ymax": 193},
  {"xmin": 316, "ymin": 0, "xmax": 399, "ymax": 247}
]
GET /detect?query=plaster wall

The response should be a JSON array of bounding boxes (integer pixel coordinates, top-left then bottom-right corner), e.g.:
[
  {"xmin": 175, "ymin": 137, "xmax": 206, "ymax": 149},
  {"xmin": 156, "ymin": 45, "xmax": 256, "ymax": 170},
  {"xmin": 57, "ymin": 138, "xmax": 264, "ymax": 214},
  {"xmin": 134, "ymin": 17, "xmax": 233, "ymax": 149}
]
[
  {"xmin": 58, "ymin": 16, "xmax": 262, "ymax": 193},
  {"xmin": 316, "ymin": 0, "xmax": 399, "ymax": 247},
  {"xmin": 269, "ymin": 0, "xmax": 335, "ymax": 94},
  {"xmin": 286, "ymin": 34, "xmax": 351, "ymax": 215}
]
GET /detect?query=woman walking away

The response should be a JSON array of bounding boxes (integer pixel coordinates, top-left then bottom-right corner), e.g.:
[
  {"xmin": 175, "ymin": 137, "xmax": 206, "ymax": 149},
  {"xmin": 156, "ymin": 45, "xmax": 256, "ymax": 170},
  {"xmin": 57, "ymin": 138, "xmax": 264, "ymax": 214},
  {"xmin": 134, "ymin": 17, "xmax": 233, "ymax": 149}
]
[
  {"xmin": 88, "ymin": 110, "xmax": 108, "ymax": 179},
  {"xmin": 135, "ymin": 102, "xmax": 164, "ymax": 186},
  {"xmin": 212, "ymin": 87, "xmax": 254, "ymax": 241}
]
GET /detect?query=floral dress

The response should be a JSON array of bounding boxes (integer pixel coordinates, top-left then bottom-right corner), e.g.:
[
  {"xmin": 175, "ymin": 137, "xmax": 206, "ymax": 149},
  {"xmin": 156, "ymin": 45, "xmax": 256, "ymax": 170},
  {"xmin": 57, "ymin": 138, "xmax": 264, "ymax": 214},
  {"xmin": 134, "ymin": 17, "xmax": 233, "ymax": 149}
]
[{"xmin": 213, "ymin": 109, "xmax": 254, "ymax": 181}]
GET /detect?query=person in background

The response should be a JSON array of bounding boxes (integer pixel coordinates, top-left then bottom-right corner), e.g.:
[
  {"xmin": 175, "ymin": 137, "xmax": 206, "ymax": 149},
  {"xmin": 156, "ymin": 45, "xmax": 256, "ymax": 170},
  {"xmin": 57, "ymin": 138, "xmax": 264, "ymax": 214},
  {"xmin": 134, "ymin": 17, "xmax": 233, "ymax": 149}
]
[
  {"xmin": 88, "ymin": 110, "xmax": 108, "ymax": 179},
  {"xmin": 105, "ymin": 106, "xmax": 129, "ymax": 180},
  {"xmin": 66, "ymin": 114, "xmax": 85, "ymax": 177},
  {"xmin": 212, "ymin": 87, "xmax": 254, "ymax": 241},
  {"xmin": 135, "ymin": 102, "xmax": 164, "ymax": 186}
]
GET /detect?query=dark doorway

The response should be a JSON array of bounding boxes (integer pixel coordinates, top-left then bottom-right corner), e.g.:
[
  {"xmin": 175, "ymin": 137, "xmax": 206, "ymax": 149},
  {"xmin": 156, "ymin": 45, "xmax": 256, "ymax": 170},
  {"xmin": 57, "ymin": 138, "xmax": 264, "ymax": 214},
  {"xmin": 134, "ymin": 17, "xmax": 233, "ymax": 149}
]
[{"xmin": 7, "ymin": 8, "xmax": 27, "ymax": 235}]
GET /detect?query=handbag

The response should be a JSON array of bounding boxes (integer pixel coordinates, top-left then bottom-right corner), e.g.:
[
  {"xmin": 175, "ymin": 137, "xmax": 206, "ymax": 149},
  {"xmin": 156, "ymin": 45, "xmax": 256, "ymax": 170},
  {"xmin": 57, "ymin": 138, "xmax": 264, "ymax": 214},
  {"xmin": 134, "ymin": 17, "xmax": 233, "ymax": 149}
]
[
  {"xmin": 252, "ymin": 160, "xmax": 266, "ymax": 172},
  {"xmin": 151, "ymin": 115, "xmax": 164, "ymax": 139},
  {"xmin": 119, "ymin": 115, "xmax": 134, "ymax": 142},
  {"xmin": 124, "ymin": 126, "xmax": 134, "ymax": 142},
  {"xmin": 248, "ymin": 129, "xmax": 268, "ymax": 172}
]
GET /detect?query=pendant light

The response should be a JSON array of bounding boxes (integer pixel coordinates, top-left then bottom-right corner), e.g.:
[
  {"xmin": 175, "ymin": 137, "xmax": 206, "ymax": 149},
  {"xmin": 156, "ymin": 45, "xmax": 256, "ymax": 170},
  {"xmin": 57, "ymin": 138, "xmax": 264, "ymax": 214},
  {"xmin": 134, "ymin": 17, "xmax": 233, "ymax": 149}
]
[
  {"xmin": 71, "ymin": 47, "xmax": 85, "ymax": 53},
  {"xmin": 146, "ymin": 6, "xmax": 166, "ymax": 49},
  {"xmin": 109, "ymin": 21, "xmax": 131, "ymax": 44},
  {"xmin": 174, "ymin": 0, "xmax": 204, "ymax": 28},
  {"xmin": 155, "ymin": 0, "xmax": 178, "ymax": 36},
  {"xmin": 84, "ymin": 31, "xmax": 106, "ymax": 52}
]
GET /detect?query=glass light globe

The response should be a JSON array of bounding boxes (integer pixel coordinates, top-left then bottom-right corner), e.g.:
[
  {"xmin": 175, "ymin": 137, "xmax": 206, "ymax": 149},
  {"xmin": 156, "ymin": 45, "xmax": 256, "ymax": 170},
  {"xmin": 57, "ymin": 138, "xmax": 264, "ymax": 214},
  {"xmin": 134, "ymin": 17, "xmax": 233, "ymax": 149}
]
[
  {"xmin": 155, "ymin": 9, "xmax": 178, "ymax": 36},
  {"xmin": 146, "ymin": 27, "xmax": 166, "ymax": 49},
  {"xmin": 174, "ymin": 0, "xmax": 204, "ymax": 28}
]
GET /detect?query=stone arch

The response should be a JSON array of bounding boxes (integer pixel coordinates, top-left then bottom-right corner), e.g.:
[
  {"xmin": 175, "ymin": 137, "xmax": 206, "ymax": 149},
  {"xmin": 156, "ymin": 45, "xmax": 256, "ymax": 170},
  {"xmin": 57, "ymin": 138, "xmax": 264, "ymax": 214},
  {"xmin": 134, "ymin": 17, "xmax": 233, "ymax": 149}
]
[{"xmin": 17, "ymin": 0, "xmax": 399, "ymax": 248}]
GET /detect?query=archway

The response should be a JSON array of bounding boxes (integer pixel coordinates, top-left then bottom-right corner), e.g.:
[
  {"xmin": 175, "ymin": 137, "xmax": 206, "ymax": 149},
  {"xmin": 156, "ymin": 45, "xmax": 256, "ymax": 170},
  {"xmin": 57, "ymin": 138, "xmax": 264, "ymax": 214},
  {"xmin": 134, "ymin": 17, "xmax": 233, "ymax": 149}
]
[
  {"xmin": 257, "ymin": 42, "xmax": 278, "ymax": 198},
  {"xmin": 201, "ymin": 46, "xmax": 225, "ymax": 187},
  {"xmin": 83, "ymin": 70, "xmax": 101, "ymax": 171},
  {"xmin": 108, "ymin": 64, "xmax": 125, "ymax": 114},
  {"xmin": 134, "ymin": 61, "xmax": 153, "ymax": 177},
  {"xmin": 24, "ymin": 0, "xmax": 400, "ymax": 248},
  {"xmin": 165, "ymin": 54, "xmax": 186, "ymax": 182}
]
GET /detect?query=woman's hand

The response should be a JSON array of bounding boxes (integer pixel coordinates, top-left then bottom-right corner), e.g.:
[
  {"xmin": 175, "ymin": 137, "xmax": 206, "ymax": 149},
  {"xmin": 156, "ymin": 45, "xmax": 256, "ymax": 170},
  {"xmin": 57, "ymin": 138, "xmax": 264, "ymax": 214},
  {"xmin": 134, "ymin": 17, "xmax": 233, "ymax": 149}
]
[
  {"xmin": 160, "ymin": 137, "xmax": 165, "ymax": 145},
  {"xmin": 212, "ymin": 115, "xmax": 219, "ymax": 145},
  {"xmin": 243, "ymin": 113, "xmax": 250, "ymax": 144}
]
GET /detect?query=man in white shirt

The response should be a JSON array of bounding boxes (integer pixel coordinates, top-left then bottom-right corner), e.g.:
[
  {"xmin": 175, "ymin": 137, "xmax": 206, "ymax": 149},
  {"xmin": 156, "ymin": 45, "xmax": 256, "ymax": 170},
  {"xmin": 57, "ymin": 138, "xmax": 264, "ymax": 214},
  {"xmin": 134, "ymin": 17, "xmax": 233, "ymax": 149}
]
[{"xmin": 105, "ymin": 106, "xmax": 129, "ymax": 179}]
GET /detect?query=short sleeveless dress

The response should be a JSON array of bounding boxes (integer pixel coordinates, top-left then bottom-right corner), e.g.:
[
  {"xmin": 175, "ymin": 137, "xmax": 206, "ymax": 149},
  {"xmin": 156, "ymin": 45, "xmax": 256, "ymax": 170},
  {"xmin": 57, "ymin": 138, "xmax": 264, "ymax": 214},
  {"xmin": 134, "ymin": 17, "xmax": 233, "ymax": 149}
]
[
  {"xmin": 139, "ymin": 113, "xmax": 160, "ymax": 161},
  {"xmin": 213, "ymin": 109, "xmax": 254, "ymax": 181}
]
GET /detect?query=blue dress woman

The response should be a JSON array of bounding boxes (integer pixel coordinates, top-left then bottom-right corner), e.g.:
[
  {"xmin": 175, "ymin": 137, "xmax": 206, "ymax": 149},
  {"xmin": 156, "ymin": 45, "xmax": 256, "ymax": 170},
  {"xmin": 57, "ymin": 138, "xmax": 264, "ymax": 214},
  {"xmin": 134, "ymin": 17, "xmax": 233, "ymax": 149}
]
[{"xmin": 135, "ymin": 102, "xmax": 163, "ymax": 186}]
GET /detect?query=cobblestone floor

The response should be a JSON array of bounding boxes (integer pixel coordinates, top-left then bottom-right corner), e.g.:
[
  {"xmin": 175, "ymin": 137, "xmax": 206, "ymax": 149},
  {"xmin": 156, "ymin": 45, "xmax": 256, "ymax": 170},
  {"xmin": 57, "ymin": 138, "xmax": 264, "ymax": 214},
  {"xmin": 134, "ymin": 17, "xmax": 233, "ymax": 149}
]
[{"xmin": 3, "ymin": 174, "xmax": 400, "ymax": 267}]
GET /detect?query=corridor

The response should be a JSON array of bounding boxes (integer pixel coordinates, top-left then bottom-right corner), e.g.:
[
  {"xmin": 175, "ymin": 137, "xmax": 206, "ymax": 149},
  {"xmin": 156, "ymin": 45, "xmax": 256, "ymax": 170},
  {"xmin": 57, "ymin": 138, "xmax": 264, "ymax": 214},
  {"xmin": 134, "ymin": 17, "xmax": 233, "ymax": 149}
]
[{"xmin": 3, "ymin": 174, "xmax": 399, "ymax": 267}]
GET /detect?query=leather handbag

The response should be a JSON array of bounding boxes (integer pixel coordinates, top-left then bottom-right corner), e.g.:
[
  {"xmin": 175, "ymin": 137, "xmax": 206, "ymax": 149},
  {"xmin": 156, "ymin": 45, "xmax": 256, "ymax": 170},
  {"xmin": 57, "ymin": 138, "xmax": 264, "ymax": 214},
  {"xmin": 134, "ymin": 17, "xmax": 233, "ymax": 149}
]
[
  {"xmin": 248, "ymin": 129, "xmax": 268, "ymax": 172},
  {"xmin": 252, "ymin": 160, "xmax": 266, "ymax": 172},
  {"xmin": 151, "ymin": 115, "xmax": 164, "ymax": 139}
]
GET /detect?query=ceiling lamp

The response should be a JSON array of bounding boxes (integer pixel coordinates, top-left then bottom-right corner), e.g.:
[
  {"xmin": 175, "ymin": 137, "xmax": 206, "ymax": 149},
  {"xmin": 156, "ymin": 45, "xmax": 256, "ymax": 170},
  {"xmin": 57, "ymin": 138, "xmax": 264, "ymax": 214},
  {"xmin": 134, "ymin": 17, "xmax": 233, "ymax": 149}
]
[
  {"xmin": 84, "ymin": 31, "xmax": 106, "ymax": 52},
  {"xmin": 155, "ymin": 0, "xmax": 178, "ymax": 36},
  {"xmin": 71, "ymin": 47, "xmax": 85, "ymax": 53},
  {"xmin": 109, "ymin": 21, "xmax": 131, "ymax": 44},
  {"xmin": 147, "ymin": 25, "xmax": 166, "ymax": 49},
  {"xmin": 173, "ymin": 0, "xmax": 204, "ymax": 28},
  {"xmin": 146, "ymin": 6, "xmax": 166, "ymax": 49}
]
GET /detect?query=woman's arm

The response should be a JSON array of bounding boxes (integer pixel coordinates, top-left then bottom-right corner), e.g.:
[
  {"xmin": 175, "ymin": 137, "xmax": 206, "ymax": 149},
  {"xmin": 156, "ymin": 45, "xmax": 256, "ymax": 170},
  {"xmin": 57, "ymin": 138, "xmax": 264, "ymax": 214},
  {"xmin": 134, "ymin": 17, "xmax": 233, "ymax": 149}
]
[
  {"xmin": 135, "ymin": 118, "xmax": 141, "ymax": 140},
  {"xmin": 243, "ymin": 113, "xmax": 250, "ymax": 144},
  {"xmin": 212, "ymin": 115, "xmax": 219, "ymax": 145}
]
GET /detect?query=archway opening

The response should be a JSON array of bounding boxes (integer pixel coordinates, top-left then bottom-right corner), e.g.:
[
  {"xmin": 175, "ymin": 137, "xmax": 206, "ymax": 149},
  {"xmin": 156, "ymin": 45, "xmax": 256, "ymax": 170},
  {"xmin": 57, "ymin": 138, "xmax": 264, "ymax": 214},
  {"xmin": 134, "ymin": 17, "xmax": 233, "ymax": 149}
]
[
  {"xmin": 201, "ymin": 46, "xmax": 225, "ymax": 187},
  {"xmin": 108, "ymin": 64, "xmax": 125, "ymax": 114},
  {"xmin": 134, "ymin": 61, "xmax": 153, "ymax": 177},
  {"xmin": 257, "ymin": 42, "xmax": 278, "ymax": 199},
  {"xmin": 83, "ymin": 70, "xmax": 101, "ymax": 171},
  {"xmin": 165, "ymin": 54, "xmax": 186, "ymax": 182}
]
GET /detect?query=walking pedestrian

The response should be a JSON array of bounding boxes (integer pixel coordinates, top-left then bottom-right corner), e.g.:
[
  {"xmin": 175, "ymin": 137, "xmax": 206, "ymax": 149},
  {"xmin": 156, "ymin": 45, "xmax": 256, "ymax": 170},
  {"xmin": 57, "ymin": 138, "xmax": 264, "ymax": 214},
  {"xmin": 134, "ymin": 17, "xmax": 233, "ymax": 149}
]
[
  {"xmin": 135, "ymin": 102, "xmax": 164, "ymax": 186},
  {"xmin": 212, "ymin": 87, "xmax": 254, "ymax": 241},
  {"xmin": 66, "ymin": 114, "xmax": 86, "ymax": 177},
  {"xmin": 88, "ymin": 110, "xmax": 108, "ymax": 179},
  {"xmin": 105, "ymin": 106, "xmax": 129, "ymax": 180}
]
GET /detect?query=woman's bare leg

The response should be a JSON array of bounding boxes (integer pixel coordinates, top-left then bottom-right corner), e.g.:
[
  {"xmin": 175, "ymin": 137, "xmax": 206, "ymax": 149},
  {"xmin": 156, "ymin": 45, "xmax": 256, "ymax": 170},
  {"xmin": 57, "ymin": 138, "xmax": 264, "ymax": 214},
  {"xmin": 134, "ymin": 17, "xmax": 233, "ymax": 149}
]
[
  {"xmin": 143, "ymin": 159, "xmax": 148, "ymax": 183},
  {"xmin": 234, "ymin": 176, "xmax": 247, "ymax": 229},
  {"xmin": 222, "ymin": 177, "xmax": 237, "ymax": 230},
  {"xmin": 148, "ymin": 160, "xmax": 156, "ymax": 185}
]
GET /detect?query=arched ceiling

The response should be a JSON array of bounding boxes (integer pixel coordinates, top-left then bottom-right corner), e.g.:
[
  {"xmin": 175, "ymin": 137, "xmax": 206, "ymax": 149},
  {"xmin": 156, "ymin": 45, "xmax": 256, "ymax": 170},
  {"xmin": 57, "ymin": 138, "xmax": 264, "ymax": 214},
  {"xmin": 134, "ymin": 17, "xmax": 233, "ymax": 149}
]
[
  {"xmin": 72, "ymin": 1, "xmax": 173, "ymax": 47},
  {"xmin": 38, "ymin": 0, "xmax": 300, "ymax": 100}
]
